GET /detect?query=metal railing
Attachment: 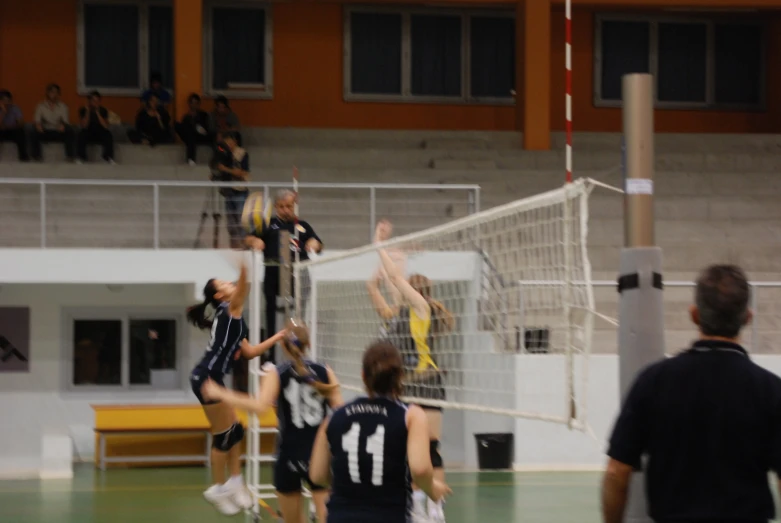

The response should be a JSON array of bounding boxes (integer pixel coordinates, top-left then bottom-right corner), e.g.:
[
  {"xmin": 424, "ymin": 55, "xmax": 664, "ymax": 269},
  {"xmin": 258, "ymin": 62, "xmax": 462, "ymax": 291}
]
[
  {"xmin": 0, "ymin": 178, "xmax": 481, "ymax": 250},
  {"xmin": 519, "ymin": 279, "xmax": 778, "ymax": 354}
]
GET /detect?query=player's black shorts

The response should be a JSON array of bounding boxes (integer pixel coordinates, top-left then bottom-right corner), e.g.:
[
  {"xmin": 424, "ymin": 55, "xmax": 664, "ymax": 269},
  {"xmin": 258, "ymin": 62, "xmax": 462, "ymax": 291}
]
[
  {"xmin": 274, "ymin": 453, "xmax": 326, "ymax": 494},
  {"xmin": 404, "ymin": 371, "xmax": 446, "ymax": 412},
  {"xmin": 190, "ymin": 366, "xmax": 224, "ymax": 406},
  {"xmin": 327, "ymin": 507, "xmax": 410, "ymax": 523}
]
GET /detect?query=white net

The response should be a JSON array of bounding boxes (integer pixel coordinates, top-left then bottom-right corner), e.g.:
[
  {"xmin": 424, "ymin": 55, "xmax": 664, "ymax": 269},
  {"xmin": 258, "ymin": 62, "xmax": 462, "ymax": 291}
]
[{"xmin": 293, "ymin": 178, "xmax": 598, "ymax": 427}]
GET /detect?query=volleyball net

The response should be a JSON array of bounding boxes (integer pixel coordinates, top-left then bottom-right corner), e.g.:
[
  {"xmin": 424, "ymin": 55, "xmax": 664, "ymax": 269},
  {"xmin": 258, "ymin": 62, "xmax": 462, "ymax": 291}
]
[{"xmin": 291, "ymin": 177, "xmax": 606, "ymax": 428}]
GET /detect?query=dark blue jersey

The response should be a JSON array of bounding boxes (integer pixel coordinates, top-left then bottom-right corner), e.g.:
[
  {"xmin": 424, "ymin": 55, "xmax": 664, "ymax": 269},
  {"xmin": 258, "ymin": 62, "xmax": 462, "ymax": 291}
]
[
  {"xmin": 326, "ymin": 397, "xmax": 411, "ymax": 523},
  {"xmin": 277, "ymin": 360, "xmax": 330, "ymax": 459},
  {"xmin": 194, "ymin": 302, "xmax": 247, "ymax": 379}
]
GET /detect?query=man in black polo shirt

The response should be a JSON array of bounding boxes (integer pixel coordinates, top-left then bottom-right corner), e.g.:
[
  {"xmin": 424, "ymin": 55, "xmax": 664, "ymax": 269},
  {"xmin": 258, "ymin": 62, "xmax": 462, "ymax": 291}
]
[
  {"xmin": 603, "ymin": 264, "xmax": 781, "ymax": 523},
  {"xmin": 246, "ymin": 189, "xmax": 322, "ymax": 363}
]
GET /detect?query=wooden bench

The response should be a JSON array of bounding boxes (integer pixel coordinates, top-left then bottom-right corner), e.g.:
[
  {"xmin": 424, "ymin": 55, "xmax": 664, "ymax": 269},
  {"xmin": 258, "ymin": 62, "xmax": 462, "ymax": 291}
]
[{"xmin": 93, "ymin": 404, "xmax": 277, "ymax": 471}]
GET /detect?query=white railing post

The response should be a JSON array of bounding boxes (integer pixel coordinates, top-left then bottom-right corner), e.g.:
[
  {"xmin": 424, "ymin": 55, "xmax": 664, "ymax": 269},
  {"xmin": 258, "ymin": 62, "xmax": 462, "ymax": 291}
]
[
  {"xmin": 369, "ymin": 186, "xmax": 376, "ymax": 243},
  {"xmin": 39, "ymin": 182, "xmax": 47, "ymax": 248},
  {"xmin": 153, "ymin": 183, "xmax": 160, "ymax": 249}
]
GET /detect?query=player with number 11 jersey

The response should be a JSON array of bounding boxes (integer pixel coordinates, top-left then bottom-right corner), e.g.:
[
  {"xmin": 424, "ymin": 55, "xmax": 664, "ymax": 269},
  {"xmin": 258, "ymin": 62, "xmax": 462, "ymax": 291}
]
[{"xmin": 309, "ymin": 341, "xmax": 451, "ymax": 523}]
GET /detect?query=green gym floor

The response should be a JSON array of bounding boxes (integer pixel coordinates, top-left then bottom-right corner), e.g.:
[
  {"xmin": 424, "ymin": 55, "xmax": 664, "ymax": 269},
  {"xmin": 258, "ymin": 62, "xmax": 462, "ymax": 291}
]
[{"xmin": 0, "ymin": 465, "xmax": 604, "ymax": 523}]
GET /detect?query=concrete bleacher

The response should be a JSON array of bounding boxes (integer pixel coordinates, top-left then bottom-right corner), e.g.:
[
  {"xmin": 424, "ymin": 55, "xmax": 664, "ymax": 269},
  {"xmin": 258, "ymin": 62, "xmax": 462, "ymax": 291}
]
[{"xmin": 2, "ymin": 128, "xmax": 781, "ymax": 353}]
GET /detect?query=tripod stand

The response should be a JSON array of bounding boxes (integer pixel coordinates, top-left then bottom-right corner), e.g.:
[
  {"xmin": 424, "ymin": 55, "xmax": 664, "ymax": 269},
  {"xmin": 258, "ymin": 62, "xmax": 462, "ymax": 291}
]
[{"xmin": 193, "ymin": 186, "xmax": 222, "ymax": 249}]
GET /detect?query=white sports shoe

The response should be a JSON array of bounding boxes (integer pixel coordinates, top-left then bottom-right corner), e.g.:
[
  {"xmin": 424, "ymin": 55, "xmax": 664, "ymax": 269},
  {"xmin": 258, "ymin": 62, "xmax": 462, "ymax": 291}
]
[
  {"xmin": 225, "ymin": 477, "xmax": 254, "ymax": 510},
  {"xmin": 203, "ymin": 484, "xmax": 240, "ymax": 516}
]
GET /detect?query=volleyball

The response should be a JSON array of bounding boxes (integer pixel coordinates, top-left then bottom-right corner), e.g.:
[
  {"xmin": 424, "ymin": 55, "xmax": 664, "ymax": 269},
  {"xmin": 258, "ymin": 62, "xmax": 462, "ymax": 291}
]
[{"xmin": 241, "ymin": 192, "xmax": 272, "ymax": 235}]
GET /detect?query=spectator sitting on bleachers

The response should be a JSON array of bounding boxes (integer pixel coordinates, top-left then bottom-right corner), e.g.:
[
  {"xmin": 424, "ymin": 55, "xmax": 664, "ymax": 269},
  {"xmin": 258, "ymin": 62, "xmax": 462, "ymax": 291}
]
[
  {"xmin": 0, "ymin": 89, "xmax": 29, "ymax": 162},
  {"xmin": 77, "ymin": 90, "xmax": 114, "ymax": 164},
  {"xmin": 209, "ymin": 95, "xmax": 242, "ymax": 146},
  {"xmin": 141, "ymin": 71, "xmax": 171, "ymax": 108},
  {"xmin": 129, "ymin": 94, "xmax": 173, "ymax": 147},
  {"xmin": 30, "ymin": 83, "xmax": 75, "ymax": 162},
  {"xmin": 175, "ymin": 93, "xmax": 212, "ymax": 166}
]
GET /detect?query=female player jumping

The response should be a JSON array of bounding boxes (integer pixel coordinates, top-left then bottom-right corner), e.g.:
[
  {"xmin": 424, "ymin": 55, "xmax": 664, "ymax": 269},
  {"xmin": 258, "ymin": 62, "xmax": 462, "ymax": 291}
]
[
  {"xmin": 188, "ymin": 260, "xmax": 288, "ymax": 516},
  {"xmin": 203, "ymin": 319, "xmax": 343, "ymax": 523},
  {"xmin": 366, "ymin": 219, "xmax": 454, "ymax": 522},
  {"xmin": 309, "ymin": 340, "xmax": 451, "ymax": 523}
]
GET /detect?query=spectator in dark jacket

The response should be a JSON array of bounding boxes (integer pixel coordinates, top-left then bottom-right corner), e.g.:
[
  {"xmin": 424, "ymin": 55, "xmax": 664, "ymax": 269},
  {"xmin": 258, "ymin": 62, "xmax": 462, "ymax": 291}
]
[
  {"xmin": 175, "ymin": 93, "xmax": 213, "ymax": 165},
  {"xmin": 129, "ymin": 94, "xmax": 172, "ymax": 146}
]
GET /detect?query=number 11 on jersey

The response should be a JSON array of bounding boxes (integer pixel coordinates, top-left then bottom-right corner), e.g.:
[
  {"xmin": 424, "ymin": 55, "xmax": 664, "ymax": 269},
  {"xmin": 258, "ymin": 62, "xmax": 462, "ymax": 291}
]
[{"xmin": 342, "ymin": 423, "xmax": 385, "ymax": 486}]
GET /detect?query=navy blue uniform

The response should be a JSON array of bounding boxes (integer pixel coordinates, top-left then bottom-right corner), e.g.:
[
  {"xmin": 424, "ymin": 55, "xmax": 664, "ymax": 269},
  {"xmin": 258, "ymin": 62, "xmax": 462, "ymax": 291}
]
[
  {"xmin": 189, "ymin": 302, "xmax": 248, "ymax": 404},
  {"xmin": 327, "ymin": 397, "xmax": 411, "ymax": 523},
  {"xmin": 274, "ymin": 360, "xmax": 331, "ymax": 493}
]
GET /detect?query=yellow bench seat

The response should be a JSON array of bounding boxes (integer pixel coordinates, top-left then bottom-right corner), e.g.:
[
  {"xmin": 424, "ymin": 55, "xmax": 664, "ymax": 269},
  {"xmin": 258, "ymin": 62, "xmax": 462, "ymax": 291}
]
[{"xmin": 93, "ymin": 404, "xmax": 277, "ymax": 470}]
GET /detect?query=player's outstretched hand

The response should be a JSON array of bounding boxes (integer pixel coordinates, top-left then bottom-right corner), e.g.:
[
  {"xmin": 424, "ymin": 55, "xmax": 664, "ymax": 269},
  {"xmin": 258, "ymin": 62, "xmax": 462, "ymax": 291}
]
[
  {"xmin": 374, "ymin": 219, "xmax": 393, "ymax": 244},
  {"xmin": 202, "ymin": 379, "xmax": 224, "ymax": 401},
  {"xmin": 431, "ymin": 479, "xmax": 452, "ymax": 502}
]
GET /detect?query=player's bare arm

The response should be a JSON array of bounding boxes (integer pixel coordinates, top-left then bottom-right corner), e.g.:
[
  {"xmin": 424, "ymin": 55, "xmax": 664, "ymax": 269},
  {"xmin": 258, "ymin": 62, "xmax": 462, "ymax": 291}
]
[
  {"xmin": 601, "ymin": 458, "xmax": 632, "ymax": 523},
  {"xmin": 309, "ymin": 418, "xmax": 332, "ymax": 487},
  {"xmin": 240, "ymin": 329, "xmax": 287, "ymax": 359}
]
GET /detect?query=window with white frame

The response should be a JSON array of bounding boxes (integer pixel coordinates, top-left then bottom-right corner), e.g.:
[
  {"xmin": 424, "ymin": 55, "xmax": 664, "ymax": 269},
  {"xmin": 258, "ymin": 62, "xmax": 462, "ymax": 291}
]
[
  {"xmin": 344, "ymin": 7, "xmax": 515, "ymax": 103},
  {"xmin": 78, "ymin": 0, "xmax": 174, "ymax": 95},
  {"xmin": 204, "ymin": 2, "xmax": 274, "ymax": 99},
  {"xmin": 594, "ymin": 15, "xmax": 765, "ymax": 109},
  {"xmin": 67, "ymin": 310, "xmax": 181, "ymax": 390}
]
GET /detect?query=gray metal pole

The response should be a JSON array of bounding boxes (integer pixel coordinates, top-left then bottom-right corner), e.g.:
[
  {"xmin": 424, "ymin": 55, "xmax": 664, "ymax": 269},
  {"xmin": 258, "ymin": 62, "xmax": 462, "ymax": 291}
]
[{"xmin": 618, "ymin": 73, "xmax": 665, "ymax": 523}]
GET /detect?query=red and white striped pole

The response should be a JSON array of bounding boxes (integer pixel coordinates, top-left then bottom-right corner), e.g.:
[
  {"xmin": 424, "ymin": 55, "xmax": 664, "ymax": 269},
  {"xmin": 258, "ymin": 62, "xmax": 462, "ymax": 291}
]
[{"xmin": 565, "ymin": 0, "xmax": 573, "ymax": 184}]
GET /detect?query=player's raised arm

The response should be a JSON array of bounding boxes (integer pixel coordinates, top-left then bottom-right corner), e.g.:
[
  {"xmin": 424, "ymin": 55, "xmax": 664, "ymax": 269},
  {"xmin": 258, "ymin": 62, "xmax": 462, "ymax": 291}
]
[
  {"xmin": 374, "ymin": 220, "xmax": 431, "ymax": 321},
  {"xmin": 228, "ymin": 259, "xmax": 249, "ymax": 318},
  {"xmin": 309, "ymin": 418, "xmax": 332, "ymax": 487},
  {"xmin": 367, "ymin": 270, "xmax": 396, "ymax": 321},
  {"xmin": 202, "ymin": 363, "xmax": 280, "ymax": 416}
]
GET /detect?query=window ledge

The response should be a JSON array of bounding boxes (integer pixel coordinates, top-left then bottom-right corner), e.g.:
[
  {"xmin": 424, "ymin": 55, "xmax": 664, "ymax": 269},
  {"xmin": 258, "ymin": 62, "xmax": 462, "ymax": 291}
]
[{"xmin": 344, "ymin": 93, "xmax": 515, "ymax": 106}]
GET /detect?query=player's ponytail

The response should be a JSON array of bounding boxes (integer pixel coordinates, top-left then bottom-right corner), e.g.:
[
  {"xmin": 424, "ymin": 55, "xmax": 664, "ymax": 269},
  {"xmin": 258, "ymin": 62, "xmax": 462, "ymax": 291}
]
[
  {"xmin": 187, "ymin": 279, "xmax": 219, "ymax": 330},
  {"xmin": 283, "ymin": 319, "xmax": 339, "ymax": 397},
  {"xmin": 429, "ymin": 299, "xmax": 454, "ymax": 336},
  {"xmin": 363, "ymin": 341, "xmax": 404, "ymax": 397}
]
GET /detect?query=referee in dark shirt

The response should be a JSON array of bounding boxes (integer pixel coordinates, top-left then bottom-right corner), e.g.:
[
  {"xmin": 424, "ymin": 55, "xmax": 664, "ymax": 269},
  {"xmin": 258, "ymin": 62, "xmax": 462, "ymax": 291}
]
[
  {"xmin": 245, "ymin": 189, "xmax": 322, "ymax": 363},
  {"xmin": 603, "ymin": 264, "xmax": 781, "ymax": 523}
]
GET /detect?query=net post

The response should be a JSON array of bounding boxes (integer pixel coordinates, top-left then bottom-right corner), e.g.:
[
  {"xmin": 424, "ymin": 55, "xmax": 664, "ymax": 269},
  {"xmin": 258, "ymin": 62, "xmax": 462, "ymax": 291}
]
[
  {"xmin": 619, "ymin": 73, "xmax": 665, "ymax": 523},
  {"xmin": 563, "ymin": 186, "xmax": 575, "ymax": 428},
  {"xmin": 247, "ymin": 249, "xmax": 262, "ymax": 502}
]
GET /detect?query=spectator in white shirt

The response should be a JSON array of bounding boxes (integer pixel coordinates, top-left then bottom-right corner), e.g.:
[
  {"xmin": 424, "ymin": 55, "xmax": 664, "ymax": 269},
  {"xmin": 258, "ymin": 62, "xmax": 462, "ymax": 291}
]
[{"xmin": 30, "ymin": 83, "xmax": 75, "ymax": 161}]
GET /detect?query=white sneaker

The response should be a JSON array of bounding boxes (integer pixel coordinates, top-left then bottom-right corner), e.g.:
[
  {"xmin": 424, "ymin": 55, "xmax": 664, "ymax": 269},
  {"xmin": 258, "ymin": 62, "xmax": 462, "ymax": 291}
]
[
  {"xmin": 203, "ymin": 484, "xmax": 240, "ymax": 516},
  {"xmin": 188, "ymin": 159, "xmax": 196, "ymax": 167},
  {"xmin": 225, "ymin": 478, "xmax": 254, "ymax": 510}
]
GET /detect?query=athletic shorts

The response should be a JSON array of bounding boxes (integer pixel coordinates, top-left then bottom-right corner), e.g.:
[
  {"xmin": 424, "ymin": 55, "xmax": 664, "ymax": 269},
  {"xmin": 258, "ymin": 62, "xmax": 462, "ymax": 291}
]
[
  {"xmin": 404, "ymin": 371, "xmax": 446, "ymax": 412},
  {"xmin": 274, "ymin": 453, "xmax": 326, "ymax": 494},
  {"xmin": 190, "ymin": 366, "xmax": 224, "ymax": 406}
]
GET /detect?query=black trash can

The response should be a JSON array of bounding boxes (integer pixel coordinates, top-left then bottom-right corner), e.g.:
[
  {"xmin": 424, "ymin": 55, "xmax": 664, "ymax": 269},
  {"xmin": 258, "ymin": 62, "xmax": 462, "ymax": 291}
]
[{"xmin": 475, "ymin": 433, "xmax": 514, "ymax": 470}]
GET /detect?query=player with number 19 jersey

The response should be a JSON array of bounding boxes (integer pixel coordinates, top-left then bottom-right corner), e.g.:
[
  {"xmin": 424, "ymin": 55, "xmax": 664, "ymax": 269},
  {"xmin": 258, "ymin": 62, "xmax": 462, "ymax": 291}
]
[
  {"xmin": 326, "ymin": 396, "xmax": 411, "ymax": 523},
  {"xmin": 275, "ymin": 360, "xmax": 331, "ymax": 493}
]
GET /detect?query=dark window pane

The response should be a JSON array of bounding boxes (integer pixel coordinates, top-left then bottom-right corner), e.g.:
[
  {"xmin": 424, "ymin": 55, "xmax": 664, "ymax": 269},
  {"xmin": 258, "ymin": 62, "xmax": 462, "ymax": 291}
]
[
  {"xmin": 350, "ymin": 12, "xmax": 402, "ymax": 95},
  {"xmin": 130, "ymin": 319, "xmax": 177, "ymax": 386},
  {"xmin": 470, "ymin": 16, "xmax": 515, "ymax": 98},
  {"xmin": 411, "ymin": 15, "xmax": 462, "ymax": 97},
  {"xmin": 599, "ymin": 20, "xmax": 650, "ymax": 101},
  {"xmin": 73, "ymin": 320, "xmax": 122, "ymax": 386},
  {"xmin": 149, "ymin": 6, "xmax": 174, "ymax": 88},
  {"xmin": 84, "ymin": 4, "xmax": 139, "ymax": 88},
  {"xmin": 715, "ymin": 24, "xmax": 763, "ymax": 105},
  {"xmin": 657, "ymin": 23, "xmax": 707, "ymax": 103},
  {"xmin": 212, "ymin": 7, "xmax": 266, "ymax": 89}
]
